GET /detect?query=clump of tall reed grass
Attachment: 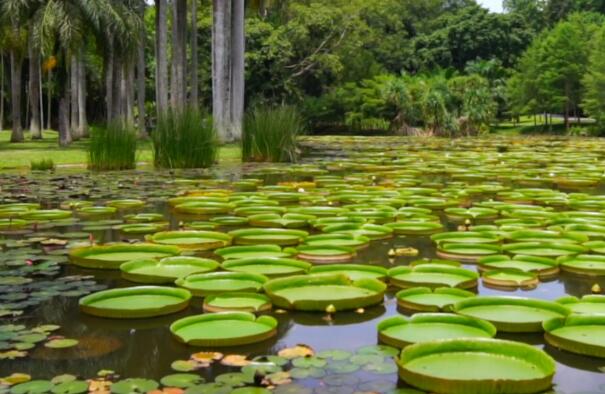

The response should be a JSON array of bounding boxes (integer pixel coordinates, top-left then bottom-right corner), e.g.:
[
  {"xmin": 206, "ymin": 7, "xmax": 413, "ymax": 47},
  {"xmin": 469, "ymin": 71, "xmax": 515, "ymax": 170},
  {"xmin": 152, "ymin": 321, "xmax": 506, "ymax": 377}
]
[
  {"xmin": 88, "ymin": 120, "xmax": 137, "ymax": 171},
  {"xmin": 242, "ymin": 105, "xmax": 304, "ymax": 162},
  {"xmin": 152, "ymin": 107, "xmax": 217, "ymax": 169},
  {"xmin": 30, "ymin": 158, "xmax": 55, "ymax": 171}
]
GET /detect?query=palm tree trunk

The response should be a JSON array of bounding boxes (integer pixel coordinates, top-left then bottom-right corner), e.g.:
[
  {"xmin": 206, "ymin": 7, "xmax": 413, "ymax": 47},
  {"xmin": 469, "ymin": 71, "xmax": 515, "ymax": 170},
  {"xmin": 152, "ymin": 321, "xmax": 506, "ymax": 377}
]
[
  {"xmin": 10, "ymin": 50, "xmax": 24, "ymax": 142},
  {"xmin": 77, "ymin": 55, "xmax": 88, "ymax": 137},
  {"xmin": 156, "ymin": 0, "xmax": 169, "ymax": 114},
  {"xmin": 190, "ymin": 0, "xmax": 199, "ymax": 106},
  {"xmin": 28, "ymin": 42, "xmax": 42, "ymax": 139},
  {"xmin": 70, "ymin": 54, "xmax": 80, "ymax": 140},
  {"xmin": 46, "ymin": 69, "xmax": 52, "ymax": 130},
  {"xmin": 125, "ymin": 62, "xmax": 134, "ymax": 124},
  {"xmin": 212, "ymin": 0, "xmax": 233, "ymax": 142},
  {"xmin": 58, "ymin": 94, "xmax": 72, "ymax": 146},
  {"xmin": 105, "ymin": 42, "xmax": 115, "ymax": 122},
  {"xmin": 171, "ymin": 0, "xmax": 187, "ymax": 108},
  {"xmin": 0, "ymin": 55, "xmax": 5, "ymax": 131},
  {"xmin": 137, "ymin": 0, "xmax": 147, "ymax": 136},
  {"xmin": 230, "ymin": 0, "xmax": 245, "ymax": 141}
]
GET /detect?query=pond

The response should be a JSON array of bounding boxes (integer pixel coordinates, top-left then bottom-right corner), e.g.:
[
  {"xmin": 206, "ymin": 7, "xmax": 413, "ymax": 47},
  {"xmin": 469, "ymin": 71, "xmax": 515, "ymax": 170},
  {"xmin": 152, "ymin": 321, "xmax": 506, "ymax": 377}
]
[{"xmin": 2, "ymin": 136, "xmax": 605, "ymax": 394}]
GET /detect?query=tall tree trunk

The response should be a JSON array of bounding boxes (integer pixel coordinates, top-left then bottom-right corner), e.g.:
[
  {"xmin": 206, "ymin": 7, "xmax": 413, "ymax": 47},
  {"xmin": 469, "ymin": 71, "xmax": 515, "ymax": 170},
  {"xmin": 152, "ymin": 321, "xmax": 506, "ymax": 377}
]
[
  {"xmin": 171, "ymin": 0, "xmax": 187, "ymax": 108},
  {"xmin": 156, "ymin": 0, "xmax": 169, "ymax": 114},
  {"xmin": 58, "ymin": 94, "xmax": 72, "ymax": 146},
  {"xmin": 212, "ymin": 0, "xmax": 233, "ymax": 142},
  {"xmin": 10, "ymin": 50, "xmax": 24, "ymax": 142},
  {"xmin": 70, "ymin": 54, "xmax": 80, "ymax": 140},
  {"xmin": 112, "ymin": 57, "xmax": 123, "ymax": 120},
  {"xmin": 230, "ymin": 0, "xmax": 244, "ymax": 141},
  {"xmin": 564, "ymin": 82, "xmax": 570, "ymax": 132},
  {"xmin": 0, "ymin": 55, "xmax": 5, "ymax": 131},
  {"xmin": 190, "ymin": 0, "xmax": 199, "ymax": 106},
  {"xmin": 137, "ymin": 1, "xmax": 147, "ymax": 136},
  {"xmin": 125, "ymin": 62, "xmax": 134, "ymax": 124},
  {"xmin": 46, "ymin": 69, "xmax": 52, "ymax": 130},
  {"xmin": 28, "ymin": 42, "xmax": 41, "ymax": 139},
  {"xmin": 105, "ymin": 41, "xmax": 115, "ymax": 123},
  {"xmin": 77, "ymin": 54, "xmax": 88, "ymax": 137}
]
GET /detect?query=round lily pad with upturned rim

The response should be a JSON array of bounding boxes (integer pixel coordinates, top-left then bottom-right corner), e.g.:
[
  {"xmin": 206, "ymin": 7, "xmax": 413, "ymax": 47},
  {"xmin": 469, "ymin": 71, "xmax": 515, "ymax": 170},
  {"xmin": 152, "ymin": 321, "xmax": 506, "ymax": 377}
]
[
  {"xmin": 296, "ymin": 245, "xmax": 356, "ymax": 263},
  {"xmin": 378, "ymin": 313, "xmax": 496, "ymax": 348},
  {"xmin": 113, "ymin": 223, "xmax": 169, "ymax": 235},
  {"xmin": 386, "ymin": 221, "xmax": 444, "ymax": 236},
  {"xmin": 556, "ymin": 295, "xmax": 605, "ymax": 314},
  {"xmin": 229, "ymin": 228, "xmax": 308, "ymax": 246},
  {"xmin": 478, "ymin": 254, "xmax": 559, "ymax": 277},
  {"xmin": 221, "ymin": 257, "xmax": 311, "ymax": 277},
  {"xmin": 397, "ymin": 338, "xmax": 555, "ymax": 394},
  {"xmin": 388, "ymin": 264, "xmax": 478, "ymax": 290},
  {"xmin": 431, "ymin": 231, "xmax": 500, "ymax": 244},
  {"xmin": 170, "ymin": 311, "xmax": 277, "ymax": 346},
  {"xmin": 502, "ymin": 241, "xmax": 586, "ymax": 257},
  {"xmin": 558, "ymin": 254, "xmax": 605, "ymax": 276},
  {"xmin": 452, "ymin": 296, "xmax": 570, "ymax": 333},
  {"xmin": 120, "ymin": 256, "xmax": 220, "ymax": 284},
  {"xmin": 21, "ymin": 210, "xmax": 72, "ymax": 221},
  {"xmin": 69, "ymin": 243, "xmax": 181, "ymax": 269},
  {"xmin": 396, "ymin": 287, "xmax": 476, "ymax": 312},
  {"xmin": 175, "ymin": 271, "xmax": 268, "ymax": 297},
  {"xmin": 481, "ymin": 269, "xmax": 539, "ymax": 289},
  {"xmin": 247, "ymin": 213, "xmax": 314, "ymax": 228},
  {"xmin": 215, "ymin": 245, "xmax": 294, "ymax": 260},
  {"xmin": 436, "ymin": 243, "xmax": 501, "ymax": 262},
  {"xmin": 145, "ymin": 230, "xmax": 231, "ymax": 251},
  {"xmin": 302, "ymin": 233, "xmax": 370, "ymax": 249},
  {"xmin": 263, "ymin": 274, "xmax": 386, "ymax": 311},
  {"xmin": 79, "ymin": 286, "xmax": 191, "ymax": 318},
  {"xmin": 203, "ymin": 292, "xmax": 272, "ymax": 313},
  {"xmin": 75, "ymin": 206, "xmax": 117, "ymax": 219},
  {"xmin": 106, "ymin": 199, "xmax": 145, "ymax": 210},
  {"xmin": 543, "ymin": 314, "xmax": 605, "ymax": 358},
  {"xmin": 309, "ymin": 264, "xmax": 388, "ymax": 281}
]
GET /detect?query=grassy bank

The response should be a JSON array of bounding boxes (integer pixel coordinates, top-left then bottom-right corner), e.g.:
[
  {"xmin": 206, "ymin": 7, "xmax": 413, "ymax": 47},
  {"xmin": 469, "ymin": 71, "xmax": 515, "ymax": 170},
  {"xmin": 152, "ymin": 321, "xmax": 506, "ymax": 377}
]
[{"xmin": 0, "ymin": 130, "xmax": 241, "ymax": 170}]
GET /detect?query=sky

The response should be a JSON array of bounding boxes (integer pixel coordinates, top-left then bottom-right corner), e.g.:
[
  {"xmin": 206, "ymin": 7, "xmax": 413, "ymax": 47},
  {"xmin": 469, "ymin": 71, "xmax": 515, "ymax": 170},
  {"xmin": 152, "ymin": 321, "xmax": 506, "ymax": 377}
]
[{"xmin": 479, "ymin": 0, "xmax": 504, "ymax": 13}]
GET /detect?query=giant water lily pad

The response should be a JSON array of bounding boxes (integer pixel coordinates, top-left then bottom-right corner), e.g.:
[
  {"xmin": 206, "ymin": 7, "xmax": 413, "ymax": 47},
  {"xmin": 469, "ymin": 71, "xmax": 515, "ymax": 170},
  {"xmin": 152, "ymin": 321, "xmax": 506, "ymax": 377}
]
[
  {"xmin": 502, "ymin": 241, "xmax": 586, "ymax": 257},
  {"xmin": 397, "ymin": 338, "xmax": 555, "ymax": 394},
  {"xmin": 378, "ymin": 313, "xmax": 496, "ymax": 348},
  {"xmin": 203, "ymin": 292, "xmax": 272, "ymax": 313},
  {"xmin": 436, "ymin": 243, "xmax": 501, "ymax": 262},
  {"xmin": 296, "ymin": 245, "xmax": 356, "ymax": 263},
  {"xmin": 176, "ymin": 272, "xmax": 268, "ymax": 297},
  {"xmin": 170, "ymin": 312, "xmax": 278, "ymax": 346},
  {"xmin": 482, "ymin": 269, "xmax": 539, "ymax": 289},
  {"xmin": 453, "ymin": 296, "xmax": 570, "ymax": 333},
  {"xmin": 543, "ymin": 314, "xmax": 605, "ymax": 358},
  {"xmin": 79, "ymin": 286, "xmax": 191, "ymax": 318},
  {"xmin": 309, "ymin": 264, "xmax": 388, "ymax": 281},
  {"xmin": 221, "ymin": 257, "xmax": 310, "ymax": 277},
  {"xmin": 386, "ymin": 220, "xmax": 444, "ymax": 235},
  {"xmin": 556, "ymin": 295, "xmax": 605, "ymax": 314},
  {"xmin": 215, "ymin": 245, "xmax": 294, "ymax": 260},
  {"xmin": 396, "ymin": 287, "xmax": 476, "ymax": 312},
  {"xmin": 69, "ymin": 243, "xmax": 180, "ymax": 269},
  {"xmin": 558, "ymin": 254, "xmax": 605, "ymax": 276},
  {"xmin": 431, "ymin": 231, "xmax": 500, "ymax": 244},
  {"xmin": 478, "ymin": 255, "xmax": 559, "ymax": 277},
  {"xmin": 263, "ymin": 274, "xmax": 386, "ymax": 311},
  {"xmin": 302, "ymin": 233, "xmax": 370, "ymax": 249},
  {"xmin": 120, "ymin": 256, "xmax": 219, "ymax": 283},
  {"xmin": 146, "ymin": 231, "xmax": 231, "ymax": 251},
  {"xmin": 229, "ymin": 228, "xmax": 308, "ymax": 246},
  {"xmin": 388, "ymin": 264, "xmax": 478, "ymax": 289}
]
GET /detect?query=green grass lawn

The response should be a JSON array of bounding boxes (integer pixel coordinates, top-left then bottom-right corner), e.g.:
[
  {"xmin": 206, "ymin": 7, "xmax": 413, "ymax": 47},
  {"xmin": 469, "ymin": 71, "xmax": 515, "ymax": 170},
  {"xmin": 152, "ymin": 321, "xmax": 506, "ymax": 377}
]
[
  {"xmin": 0, "ymin": 130, "xmax": 241, "ymax": 169},
  {"xmin": 491, "ymin": 115, "xmax": 591, "ymax": 135}
]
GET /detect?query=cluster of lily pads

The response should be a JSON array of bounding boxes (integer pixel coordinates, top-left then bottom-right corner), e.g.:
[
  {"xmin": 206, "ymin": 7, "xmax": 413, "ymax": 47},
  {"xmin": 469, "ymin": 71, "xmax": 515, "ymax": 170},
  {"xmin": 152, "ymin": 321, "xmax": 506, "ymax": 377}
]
[{"xmin": 3, "ymin": 136, "xmax": 605, "ymax": 393}]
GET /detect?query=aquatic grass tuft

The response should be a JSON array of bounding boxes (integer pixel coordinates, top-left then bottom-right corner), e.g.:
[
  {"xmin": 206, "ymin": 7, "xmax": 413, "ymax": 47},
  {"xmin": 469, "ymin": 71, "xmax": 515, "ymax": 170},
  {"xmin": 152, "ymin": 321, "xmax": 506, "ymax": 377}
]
[
  {"xmin": 152, "ymin": 107, "xmax": 217, "ymax": 169},
  {"xmin": 242, "ymin": 105, "xmax": 304, "ymax": 162},
  {"xmin": 88, "ymin": 121, "xmax": 137, "ymax": 171},
  {"xmin": 30, "ymin": 158, "xmax": 55, "ymax": 171}
]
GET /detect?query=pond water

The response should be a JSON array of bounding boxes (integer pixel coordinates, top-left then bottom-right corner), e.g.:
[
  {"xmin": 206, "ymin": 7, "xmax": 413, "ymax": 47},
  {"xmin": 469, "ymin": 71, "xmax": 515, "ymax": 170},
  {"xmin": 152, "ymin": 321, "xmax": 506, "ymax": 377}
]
[{"xmin": 2, "ymin": 136, "xmax": 605, "ymax": 393}]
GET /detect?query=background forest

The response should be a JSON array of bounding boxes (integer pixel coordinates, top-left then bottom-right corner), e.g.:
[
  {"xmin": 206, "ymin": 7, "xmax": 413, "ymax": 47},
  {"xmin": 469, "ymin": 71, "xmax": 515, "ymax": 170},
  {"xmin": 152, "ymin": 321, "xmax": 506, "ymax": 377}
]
[{"xmin": 2, "ymin": 0, "xmax": 605, "ymax": 151}]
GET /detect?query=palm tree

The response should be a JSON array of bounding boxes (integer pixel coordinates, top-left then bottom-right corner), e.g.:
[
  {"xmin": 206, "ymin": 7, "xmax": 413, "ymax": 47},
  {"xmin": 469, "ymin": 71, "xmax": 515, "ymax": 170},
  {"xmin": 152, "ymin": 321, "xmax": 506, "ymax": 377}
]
[
  {"xmin": 155, "ymin": 0, "xmax": 169, "ymax": 115},
  {"xmin": 28, "ymin": 30, "xmax": 42, "ymax": 139}
]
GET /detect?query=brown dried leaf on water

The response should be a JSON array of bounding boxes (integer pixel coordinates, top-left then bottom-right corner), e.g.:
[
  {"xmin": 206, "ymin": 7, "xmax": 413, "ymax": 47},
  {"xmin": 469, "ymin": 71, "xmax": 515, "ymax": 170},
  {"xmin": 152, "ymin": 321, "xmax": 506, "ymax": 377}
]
[
  {"xmin": 148, "ymin": 389, "xmax": 184, "ymax": 394},
  {"xmin": 191, "ymin": 351, "xmax": 223, "ymax": 364},
  {"xmin": 277, "ymin": 344, "xmax": 315, "ymax": 359},
  {"xmin": 221, "ymin": 354, "xmax": 251, "ymax": 367},
  {"xmin": 263, "ymin": 371, "xmax": 292, "ymax": 386},
  {"xmin": 40, "ymin": 239, "xmax": 68, "ymax": 246},
  {"xmin": 0, "ymin": 373, "xmax": 31, "ymax": 385},
  {"xmin": 388, "ymin": 247, "xmax": 418, "ymax": 257},
  {"xmin": 88, "ymin": 379, "xmax": 112, "ymax": 393},
  {"xmin": 0, "ymin": 350, "xmax": 27, "ymax": 360}
]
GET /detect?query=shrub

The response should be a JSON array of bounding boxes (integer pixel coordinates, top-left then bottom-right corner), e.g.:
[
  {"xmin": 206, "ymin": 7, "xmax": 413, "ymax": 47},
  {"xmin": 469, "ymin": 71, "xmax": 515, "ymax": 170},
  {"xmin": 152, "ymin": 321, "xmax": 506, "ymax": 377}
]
[
  {"xmin": 30, "ymin": 158, "xmax": 55, "ymax": 171},
  {"xmin": 242, "ymin": 105, "xmax": 304, "ymax": 162},
  {"xmin": 152, "ymin": 107, "xmax": 217, "ymax": 169},
  {"xmin": 88, "ymin": 121, "xmax": 137, "ymax": 171}
]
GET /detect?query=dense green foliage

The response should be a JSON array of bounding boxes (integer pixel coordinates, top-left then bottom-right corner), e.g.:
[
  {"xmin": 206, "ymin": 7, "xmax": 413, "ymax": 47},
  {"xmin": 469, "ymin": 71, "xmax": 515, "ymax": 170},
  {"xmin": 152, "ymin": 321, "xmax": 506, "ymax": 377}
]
[
  {"xmin": 30, "ymin": 158, "xmax": 55, "ymax": 171},
  {"xmin": 242, "ymin": 106, "xmax": 303, "ymax": 162},
  {"xmin": 152, "ymin": 108, "xmax": 217, "ymax": 169},
  {"xmin": 88, "ymin": 122, "xmax": 137, "ymax": 171}
]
